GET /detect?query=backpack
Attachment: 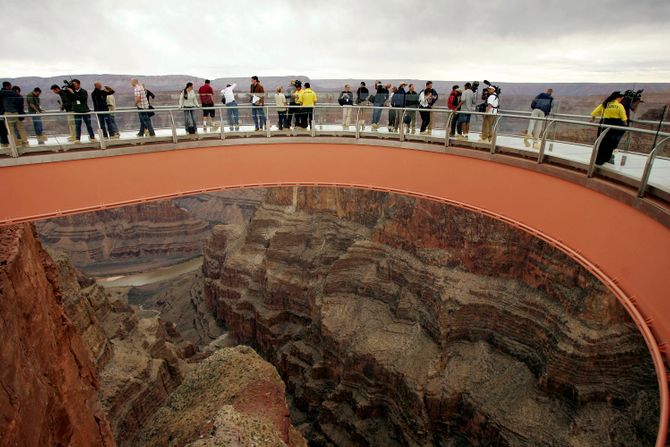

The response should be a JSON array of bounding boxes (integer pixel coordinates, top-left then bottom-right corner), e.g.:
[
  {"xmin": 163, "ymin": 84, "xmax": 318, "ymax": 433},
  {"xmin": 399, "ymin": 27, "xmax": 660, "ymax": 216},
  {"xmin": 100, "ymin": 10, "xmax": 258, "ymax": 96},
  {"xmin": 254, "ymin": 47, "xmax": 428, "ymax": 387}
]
[{"xmin": 222, "ymin": 92, "xmax": 227, "ymax": 104}]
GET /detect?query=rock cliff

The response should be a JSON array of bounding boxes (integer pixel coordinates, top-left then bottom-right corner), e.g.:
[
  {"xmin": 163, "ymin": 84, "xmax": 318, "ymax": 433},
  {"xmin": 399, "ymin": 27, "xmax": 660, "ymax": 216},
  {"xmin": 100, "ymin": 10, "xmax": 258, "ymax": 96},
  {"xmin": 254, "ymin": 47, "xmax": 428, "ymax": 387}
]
[
  {"xmin": 48, "ymin": 250, "xmax": 187, "ymax": 445},
  {"xmin": 0, "ymin": 224, "xmax": 115, "ymax": 447},
  {"xmin": 36, "ymin": 201, "xmax": 211, "ymax": 275},
  {"xmin": 202, "ymin": 187, "xmax": 659, "ymax": 446},
  {"xmin": 134, "ymin": 346, "xmax": 307, "ymax": 447}
]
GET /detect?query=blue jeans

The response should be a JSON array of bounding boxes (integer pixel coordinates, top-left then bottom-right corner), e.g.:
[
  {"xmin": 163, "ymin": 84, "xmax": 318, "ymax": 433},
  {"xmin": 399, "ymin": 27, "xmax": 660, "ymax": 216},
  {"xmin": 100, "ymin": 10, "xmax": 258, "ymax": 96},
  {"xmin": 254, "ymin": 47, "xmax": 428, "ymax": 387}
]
[
  {"xmin": 183, "ymin": 108, "xmax": 197, "ymax": 130},
  {"xmin": 138, "ymin": 111, "xmax": 155, "ymax": 136},
  {"xmin": 31, "ymin": 116, "xmax": 43, "ymax": 136},
  {"xmin": 74, "ymin": 114, "xmax": 95, "ymax": 140},
  {"xmin": 252, "ymin": 106, "xmax": 266, "ymax": 130},
  {"xmin": 98, "ymin": 113, "xmax": 118, "ymax": 137},
  {"xmin": 226, "ymin": 101, "xmax": 239, "ymax": 129},
  {"xmin": 372, "ymin": 106, "xmax": 383, "ymax": 124}
]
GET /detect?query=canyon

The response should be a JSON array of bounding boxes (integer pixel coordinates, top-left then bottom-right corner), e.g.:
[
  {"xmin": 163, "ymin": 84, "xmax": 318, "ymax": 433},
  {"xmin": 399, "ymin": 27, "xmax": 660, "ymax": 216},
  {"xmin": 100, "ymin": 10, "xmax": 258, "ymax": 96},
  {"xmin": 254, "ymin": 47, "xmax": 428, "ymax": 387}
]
[
  {"xmin": 1, "ymin": 186, "xmax": 662, "ymax": 446},
  {"xmin": 202, "ymin": 187, "xmax": 659, "ymax": 446}
]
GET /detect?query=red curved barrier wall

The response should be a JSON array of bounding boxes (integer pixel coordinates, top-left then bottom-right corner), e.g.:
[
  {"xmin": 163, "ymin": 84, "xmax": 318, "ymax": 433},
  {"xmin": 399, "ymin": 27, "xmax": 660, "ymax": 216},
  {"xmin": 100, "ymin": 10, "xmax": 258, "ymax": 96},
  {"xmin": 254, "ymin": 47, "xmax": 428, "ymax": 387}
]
[{"xmin": 1, "ymin": 143, "xmax": 668, "ymax": 444}]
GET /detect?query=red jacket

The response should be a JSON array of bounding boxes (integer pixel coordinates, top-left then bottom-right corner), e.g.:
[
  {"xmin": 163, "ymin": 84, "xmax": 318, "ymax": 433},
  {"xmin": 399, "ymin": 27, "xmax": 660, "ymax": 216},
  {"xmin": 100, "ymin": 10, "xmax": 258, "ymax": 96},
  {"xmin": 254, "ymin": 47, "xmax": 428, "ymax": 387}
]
[
  {"xmin": 448, "ymin": 90, "xmax": 460, "ymax": 110},
  {"xmin": 198, "ymin": 84, "xmax": 214, "ymax": 106}
]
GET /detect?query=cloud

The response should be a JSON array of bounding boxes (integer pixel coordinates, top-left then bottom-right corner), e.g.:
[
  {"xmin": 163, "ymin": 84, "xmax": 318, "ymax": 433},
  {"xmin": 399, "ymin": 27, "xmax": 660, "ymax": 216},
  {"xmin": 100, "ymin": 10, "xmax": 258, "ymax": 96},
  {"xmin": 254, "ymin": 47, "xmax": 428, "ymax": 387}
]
[{"xmin": 2, "ymin": 0, "xmax": 669, "ymax": 82}]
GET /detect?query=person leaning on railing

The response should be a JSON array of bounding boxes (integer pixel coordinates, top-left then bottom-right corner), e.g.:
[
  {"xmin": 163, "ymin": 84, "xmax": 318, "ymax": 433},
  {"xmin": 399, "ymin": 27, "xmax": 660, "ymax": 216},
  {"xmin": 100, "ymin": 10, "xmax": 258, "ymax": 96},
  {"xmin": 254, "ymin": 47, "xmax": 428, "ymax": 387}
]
[
  {"xmin": 221, "ymin": 83, "xmax": 239, "ymax": 131},
  {"xmin": 590, "ymin": 91, "xmax": 627, "ymax": 165},
  {"xmin": 50, "ymin": 84, "xmax": 76, "ymax": 142},
  {"xmin": 26, "ymin": 87, "xmax": 46, "ymax": 144},
  {"xmin": 525, "ymin": 88, "xmax": 554, "ymax": 149},
  {"xmin": 131, "ymin": 79, "xmax": 156, "ymax": 137}
]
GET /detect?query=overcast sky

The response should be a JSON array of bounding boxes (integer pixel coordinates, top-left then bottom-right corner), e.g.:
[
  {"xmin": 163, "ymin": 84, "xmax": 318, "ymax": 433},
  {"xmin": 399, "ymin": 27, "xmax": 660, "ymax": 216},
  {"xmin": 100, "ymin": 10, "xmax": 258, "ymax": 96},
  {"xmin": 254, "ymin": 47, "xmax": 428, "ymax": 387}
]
[{"xmin": 3, "ymin": 0, "xmax": 669, "ymax": 82}]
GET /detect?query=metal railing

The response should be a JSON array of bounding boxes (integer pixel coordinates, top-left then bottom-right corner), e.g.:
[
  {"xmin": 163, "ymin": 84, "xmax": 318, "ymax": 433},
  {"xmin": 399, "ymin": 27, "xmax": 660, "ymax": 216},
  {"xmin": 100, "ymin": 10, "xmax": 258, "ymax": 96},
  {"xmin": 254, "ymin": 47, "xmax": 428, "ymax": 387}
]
[{"xmin": 2, "ymin": 104, "xmax": 669, "ymax": 201}]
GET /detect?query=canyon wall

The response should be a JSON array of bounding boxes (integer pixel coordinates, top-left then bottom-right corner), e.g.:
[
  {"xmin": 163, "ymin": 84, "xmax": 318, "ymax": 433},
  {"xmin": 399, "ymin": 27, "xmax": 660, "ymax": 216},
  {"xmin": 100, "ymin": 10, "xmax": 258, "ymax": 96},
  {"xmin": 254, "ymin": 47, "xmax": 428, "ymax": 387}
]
[
  {"xmin": 0, "ymin": 224, "xmax": 115, "ymax": 447},
  {"xmin": 47, "ymin": 250, "xmax": 187, "ymax": 446},
  {"xmin": 36, "ymin": 191, "xmax": 265, "ymax": 276},
  {"xmin": 202, "ymin": 187, "xmax": 659, "ymax": 446}
]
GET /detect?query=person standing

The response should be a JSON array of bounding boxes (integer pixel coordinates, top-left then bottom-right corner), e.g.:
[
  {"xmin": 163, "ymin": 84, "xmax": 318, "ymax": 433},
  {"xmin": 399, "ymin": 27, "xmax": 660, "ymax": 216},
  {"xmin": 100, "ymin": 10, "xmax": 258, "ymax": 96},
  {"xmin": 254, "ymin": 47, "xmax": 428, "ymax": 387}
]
[
  {"xmin": 198, "ymin": 80, "xmax": 218, "ymax": 132},
  {"xmin": 221, "ymin": 83, "xmax": 239, "ymax": 131},
  {"xmin": 288, "ymin": 80, "xmax": 303, "ymax": 128},
  {"xmin": 371, "ymin": 82, "xmax": 388, "ymax": 130},
  {"xmin": 250, "ymin": 76, "xmax": 266, "ymax": 131},
  {"xmin": 50, "ymin": 84, "xmax": 76, "ymax": 142},
  {"xmin": 0, "ymin": 82, "xmax": 11, "ymax": 147},
  {"xmin": 404, "ymin": 83, "xmax": 419, "ymax": 134},
  {"xmin": 447, "ymin": 85, "xmax": 461, "ymax": 136},
  {"xmin": 66, "ymin": 79, "xmax": 95, "ymax": 143},
  {"xmin": 338, "ymin": 84, "xmax": 354, "ymax": 129},
  {"xmin": 298, "ymin": 82, "xmax": 317, "ymax": 129},
  {"xmin": 356, "ymin": 81, "xmax": 369, "ymax": 104},
  {"xmin": 425, "ymin": 81, "xmax": 439, "ymax": 132},
  {"xmin": 590, "ymin": 91, "xmax": 627, "ymax": 165},
  {"xmin": 26, "ymin": 87, "xmax": 47, "ymax": 144},
  {"xmin": 525, "ymin": 88, "xmax": 554, "ymax": 148},
  {"xmin": 179, "ymin": 82, "xmax": 200, "ymax": 134},
  {"xmin": 3, "ymin": 86, "xmax": 29, "ymax": 147},
  {"xmin": 389, "ymin": 82, "xmax": 406, "ymax": 132},
  {"xmin": 456, "ymin": 82, "xmax": 476, "ymax": 140},
  {"xmin": 480, "ymin": 86, "xmax": 499, "ymax": 142},
  {"xmin": 92, "ymin": 82, "xmax": 119, "ymax": 139},
  {"xmin": 275, "ymin": 86, "xmax": 288, "ymax": 130},
  {"xmin": 131, "ymin": 79, "xmax": 155, "ymax": 137},
  {"xmin": 418, "ymin": 87, "xmax": 434, "ymax": 134}
]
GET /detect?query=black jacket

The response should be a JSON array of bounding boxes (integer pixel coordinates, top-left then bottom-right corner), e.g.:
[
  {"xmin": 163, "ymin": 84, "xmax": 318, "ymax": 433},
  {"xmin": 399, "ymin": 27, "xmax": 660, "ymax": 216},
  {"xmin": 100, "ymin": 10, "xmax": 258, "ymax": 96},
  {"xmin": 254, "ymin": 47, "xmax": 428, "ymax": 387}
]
[
  {"xmin": 338, "ymin": 91, "xmax": 354, "ymax": 106},
  {"xmin": 373, "ymin": 86, "xmax": 388, "ymax": 106},
  {"xmin": 69, "ymin": 88, "xmax": 90, "ymax": 113},
  {"xmin": 92, "ymin": 87, "xmax": 114, "ymax": 112},
  {"xmin": 405, "ymin": 91, "xmax": 419, "ymax": 107},
  {"xmin": 356, "ymin": 86, "xmax": 369, "ymax": 104},
  {"xmin": 2, "ymin": 90, "xmax": 25, "ymax": 114},
  {"xmin": 0, "ymin": 88, "xmax": 12, "ymax": 114}
]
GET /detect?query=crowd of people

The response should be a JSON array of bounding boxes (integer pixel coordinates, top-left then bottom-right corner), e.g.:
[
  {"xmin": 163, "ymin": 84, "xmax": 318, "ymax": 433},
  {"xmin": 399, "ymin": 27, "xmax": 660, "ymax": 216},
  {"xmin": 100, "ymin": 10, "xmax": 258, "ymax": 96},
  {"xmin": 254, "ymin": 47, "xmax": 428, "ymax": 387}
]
[{"xmin": 0, "ymin": 75, "xmax": 632, "ymax": 166}]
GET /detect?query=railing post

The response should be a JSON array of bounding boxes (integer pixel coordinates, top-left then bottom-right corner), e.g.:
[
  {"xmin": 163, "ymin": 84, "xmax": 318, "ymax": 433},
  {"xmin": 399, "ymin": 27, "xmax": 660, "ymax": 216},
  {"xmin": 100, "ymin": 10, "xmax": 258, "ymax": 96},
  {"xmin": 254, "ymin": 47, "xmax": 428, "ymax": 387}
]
[
  {"xmin": 399, "ymin": 109, "xmax": 406, "ymax": 142},
  {"xmin": 220, "ymin": 108, "xmax": 225, "ymax": 140},
  {"xmin": 638, "ymin": 135, "xmax": 670, "ymax": 197},
  {"xmin": 355, "ymin": 106, "xmax": 361, "ymax": 140},
  {"xmin": 266, "ymin": 106, "xmax": 271, "ymax": 138},
  {"xmin": 3, "ymin": 117, "xmax": 19, "ymax": 158},
  {"xmin": 490, "ymin": 115, "xmax": 502, "ymax": 154},
  {"xmin": 537, "ymin": 119, "xmax": 557, "ymax": 164},
  {"xmin": 445, "ymin": 111, "xmax": 454, "ymax": 148},
  {"xmin": 310, "ymin": 107, "xmax": 316, "ymax": 137},
  {"xmin": 168, "ymin": 110, "xmax": 178, "ymax": 144},
  {"xmin": 95, "ymin": 113, "xmax": 106, "ymax": 150},
  {"xmin": 587, "ymin": 127, "xmax": 611, "ymax": 177}
]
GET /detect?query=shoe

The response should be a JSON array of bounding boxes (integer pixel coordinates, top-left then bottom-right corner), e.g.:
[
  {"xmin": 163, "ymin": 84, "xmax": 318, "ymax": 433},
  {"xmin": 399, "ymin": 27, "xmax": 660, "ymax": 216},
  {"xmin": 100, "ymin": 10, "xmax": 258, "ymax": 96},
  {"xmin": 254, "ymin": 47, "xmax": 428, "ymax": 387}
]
[
  {"xmin": 523, "ymin": 135, "xmax": 530, "ymax": 147},
  {"xmin": 73, "ymin": 139, "xmax": 81, "ymax": 144},
  {"xmin": 38, "ymin": 140, "xmax": 45, "ymax": 145},
  {"xmin": 67, "ymin": 136, "xmax": 76, "ymax": 142},
  {"xmin": 112, "ymin": 134, "xmax": 121, "ymax": 139},
  {"xmin": 90, "ymin": 137, "xmax": 96, "ymax": 142},
  {"xmin": 136, "ymin": 133, "xmax": 143, "ymax": 137}
]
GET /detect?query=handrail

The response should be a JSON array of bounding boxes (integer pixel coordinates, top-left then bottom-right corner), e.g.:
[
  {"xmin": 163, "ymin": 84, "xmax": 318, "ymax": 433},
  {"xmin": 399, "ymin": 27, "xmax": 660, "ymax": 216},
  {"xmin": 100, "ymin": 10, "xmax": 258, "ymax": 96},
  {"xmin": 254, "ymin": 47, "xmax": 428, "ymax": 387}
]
[{"xmin": 639, "ymin": 135, "xmax": 670, "ymax": 197}]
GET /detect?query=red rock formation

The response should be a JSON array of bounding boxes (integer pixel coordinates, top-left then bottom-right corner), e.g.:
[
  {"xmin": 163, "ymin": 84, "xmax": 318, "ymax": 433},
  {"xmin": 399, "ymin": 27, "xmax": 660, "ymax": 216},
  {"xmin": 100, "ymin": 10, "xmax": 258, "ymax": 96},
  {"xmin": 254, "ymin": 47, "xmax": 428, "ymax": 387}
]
[
  {"xmin": 0, "ymin": 224, "xmax": 115, "ymax": 447},
  {"xmin": 203, "ymin": 187, "xmax": 659, "ymax": 446}
]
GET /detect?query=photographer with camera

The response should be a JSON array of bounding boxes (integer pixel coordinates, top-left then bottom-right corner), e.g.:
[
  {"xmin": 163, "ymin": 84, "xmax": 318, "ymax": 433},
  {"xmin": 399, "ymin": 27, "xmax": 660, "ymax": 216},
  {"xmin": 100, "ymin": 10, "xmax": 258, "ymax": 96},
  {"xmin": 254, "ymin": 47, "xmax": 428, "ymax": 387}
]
[
  {"xmin": 64, "ymin": 79, "xmax": 96, "ymax": 143},
  {"xmin": 50, "ymin": 82, "xmax": 77, "ymax": 142},
  {"xmin": 480, "ymin": 85, "xmax": 499, "ymax": 142}
]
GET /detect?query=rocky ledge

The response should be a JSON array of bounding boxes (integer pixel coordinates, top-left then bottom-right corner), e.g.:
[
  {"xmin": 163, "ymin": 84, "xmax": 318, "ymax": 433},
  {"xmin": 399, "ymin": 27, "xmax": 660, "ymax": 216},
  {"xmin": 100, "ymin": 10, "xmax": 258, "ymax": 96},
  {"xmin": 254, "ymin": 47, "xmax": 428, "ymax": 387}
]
[{"xmin": 203, "ymin": 187, "xmax": 659, "ymax": 446}]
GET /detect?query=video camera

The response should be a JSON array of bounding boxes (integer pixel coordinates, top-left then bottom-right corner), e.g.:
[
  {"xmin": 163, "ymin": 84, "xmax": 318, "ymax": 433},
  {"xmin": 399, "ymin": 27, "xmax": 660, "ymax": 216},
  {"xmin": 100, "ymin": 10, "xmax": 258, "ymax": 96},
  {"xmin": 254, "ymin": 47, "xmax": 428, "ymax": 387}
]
[
  {"xmin": 481, "ymin": 80, "xmax": 501, "ymax": 100},
  {"xmin": 623, "ymin": 89, "xmax": 644, "ymax": 103},
  {"xmin": 62, "ymin": 79, "xmax": 75, "ymax": 90},
  {"xmin": 290, "ymin": 79, "xmax": 302, "ymax": 88}
]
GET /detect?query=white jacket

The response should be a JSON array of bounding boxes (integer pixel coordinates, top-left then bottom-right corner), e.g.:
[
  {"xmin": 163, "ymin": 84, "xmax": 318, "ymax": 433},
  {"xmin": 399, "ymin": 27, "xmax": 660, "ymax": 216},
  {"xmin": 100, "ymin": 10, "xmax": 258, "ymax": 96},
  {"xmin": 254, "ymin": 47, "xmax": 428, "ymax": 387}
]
[{"xmin": 179, "ymin": 89, "xmax": 200, "ymax": 108}]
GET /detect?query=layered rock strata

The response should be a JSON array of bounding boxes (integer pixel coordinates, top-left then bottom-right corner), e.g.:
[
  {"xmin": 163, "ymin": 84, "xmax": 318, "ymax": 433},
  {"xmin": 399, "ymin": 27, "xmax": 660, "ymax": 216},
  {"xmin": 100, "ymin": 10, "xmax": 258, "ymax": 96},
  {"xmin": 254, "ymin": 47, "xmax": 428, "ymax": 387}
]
[
  {"xmin": 36, "ymin": 201, "xmax": 210, "ymax": 275},
  {"xmin": 134, "ymin": 346, "xmax": 307, "ymax": 447},
  {"xmin": 0, "ymin": 224, "xmax": 115, "ymax": 447},
  {"xmin": 203, "ymin": 187, "xmax": 659, "ymax": 446},
  {"xmin": 48, "ymin": 250, "xmax": 187, "ymax": 445}
]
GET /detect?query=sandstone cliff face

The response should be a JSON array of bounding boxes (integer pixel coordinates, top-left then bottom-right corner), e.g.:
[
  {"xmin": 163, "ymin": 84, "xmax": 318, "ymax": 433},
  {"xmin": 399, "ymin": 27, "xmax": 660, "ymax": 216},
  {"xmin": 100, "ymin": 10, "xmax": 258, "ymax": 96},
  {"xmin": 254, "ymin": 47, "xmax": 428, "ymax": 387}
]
[
  {"xmin": 174, "ymin": 189, "xmax": 266, "ymax": 225},
  {"xmin": 47, "ymin": 251, "xmax": 187, "ymax": 446},
  {"xmin": 134, "ymin": 345, "xmax": 307, "ymax": 447},
  {"xmin": 36, "ymin": 201, "xmax": 211, "ymax": 275},
  {"xmin": 203, "ymin": 187, "xmax": 659, "ymax": 446},
  {"xmin": 0, "ymin": 224, "xmax": 115, "ymax": 447}
]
